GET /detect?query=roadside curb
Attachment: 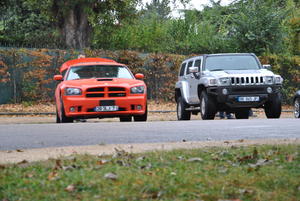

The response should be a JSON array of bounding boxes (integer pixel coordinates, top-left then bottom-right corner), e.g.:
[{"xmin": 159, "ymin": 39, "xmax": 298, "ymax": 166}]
[{"xmin": 0, "ymin": 110, "xmax": 294, "ymax": 116}]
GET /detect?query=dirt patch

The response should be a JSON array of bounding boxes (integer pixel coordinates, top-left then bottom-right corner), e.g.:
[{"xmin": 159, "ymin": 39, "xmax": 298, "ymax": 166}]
[{"xmin": 0, "ymin": 138, "xmax": 299, "ymax": 164}]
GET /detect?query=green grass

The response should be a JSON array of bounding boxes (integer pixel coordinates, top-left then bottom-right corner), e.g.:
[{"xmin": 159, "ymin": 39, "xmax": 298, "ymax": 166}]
[{"xmin": 1, "ymin": 144, "xmax": 300, "ymax": 201}]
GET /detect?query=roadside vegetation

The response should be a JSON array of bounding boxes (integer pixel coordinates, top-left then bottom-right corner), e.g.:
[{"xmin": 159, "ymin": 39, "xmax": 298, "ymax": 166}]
[{"xmin": 1, "ymin": 144, "xmax": 299, "ymax": 200}]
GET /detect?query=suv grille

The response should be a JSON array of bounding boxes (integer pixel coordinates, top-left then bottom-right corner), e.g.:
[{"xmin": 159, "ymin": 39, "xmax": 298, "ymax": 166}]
[
  {"xmin": 231, "ymin": 76, "xmax": 264, "ymax": 85},
  {"xmin": 86, "ymin": 87, "xmax": 126, "ymax": 98}
]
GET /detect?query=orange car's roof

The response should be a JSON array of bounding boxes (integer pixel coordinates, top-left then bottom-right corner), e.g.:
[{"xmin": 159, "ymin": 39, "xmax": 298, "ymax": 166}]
[{"xmin": 60, "ymin": 58, "xmax": 124, "ymax": 73}]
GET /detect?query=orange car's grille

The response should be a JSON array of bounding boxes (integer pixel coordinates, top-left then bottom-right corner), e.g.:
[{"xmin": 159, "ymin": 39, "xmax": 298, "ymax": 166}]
[
  {"xmin": 86, "ymin": 87, "xmax": 126, "ymax": 98},
  {"xmin": 86, "ymin": 87, "xmax": 104, "ymax": 92}
]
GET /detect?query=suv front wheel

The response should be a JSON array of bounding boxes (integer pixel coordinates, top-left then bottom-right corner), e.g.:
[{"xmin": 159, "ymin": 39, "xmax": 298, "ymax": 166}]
[
  {"xmin": 177, "ymin": 96, "xmax": 191, "ymax": 120},
  {"xmin": 200, "ymin": 91, "xmax": 216, "ymax": 120},
  {"xmin": 294, "ymin": 98, "xmax": 300, "ymax": 118},
  {"xmin": 264, "ymin": 93, "xmax": 282, "ymax": 119}
]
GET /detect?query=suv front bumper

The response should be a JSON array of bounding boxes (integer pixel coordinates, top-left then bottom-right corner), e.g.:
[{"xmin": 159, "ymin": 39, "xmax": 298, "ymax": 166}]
[{"xmin": 207, "ymin": 85, "xmax": 281, "ymax": 108}]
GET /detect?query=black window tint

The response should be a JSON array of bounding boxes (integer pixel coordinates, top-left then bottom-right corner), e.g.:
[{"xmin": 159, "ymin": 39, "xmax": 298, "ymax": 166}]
[
  {"xmin": 186, "ymin": 61, "xmax": 194, "ymax": 74},
  {"xmin": 179, "ymin": 63, "xmax": 186, "ymax": 76},
  {"xmin": 194, "ymin": 59, "xmax": 201, "ymax": 72}
]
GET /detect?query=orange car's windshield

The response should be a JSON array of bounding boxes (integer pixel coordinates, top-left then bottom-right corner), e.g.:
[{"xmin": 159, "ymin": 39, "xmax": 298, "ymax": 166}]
[{"xmin": 66, "ymin": 65, "xmax": 134, "ymax": 80}]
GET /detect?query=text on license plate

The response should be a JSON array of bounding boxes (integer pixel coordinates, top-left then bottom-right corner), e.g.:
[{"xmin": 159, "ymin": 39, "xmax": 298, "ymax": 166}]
[
  {"xmin": 94, "ymin": 106, "xmax": 119, "ymax": 112},
  {"xmin": 237, "ymin": 96, "xmax": 260, "ymax": 102}
]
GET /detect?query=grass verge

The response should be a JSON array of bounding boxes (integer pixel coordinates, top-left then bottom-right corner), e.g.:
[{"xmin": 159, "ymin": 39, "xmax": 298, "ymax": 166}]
[{"xmin": 1, "ymin": 144, "xmax": 299, "ymax": 201}]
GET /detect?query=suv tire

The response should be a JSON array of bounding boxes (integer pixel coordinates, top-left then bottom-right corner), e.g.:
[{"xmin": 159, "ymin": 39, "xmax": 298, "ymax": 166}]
[
  {"xmin": 294, "ymin": 98, "xmax": 300, "ymax": 118},
  {"xmin": 200, "ymin": 91, "xmax": 216, "ymax": 120},
  {"xmin": 235, "ymin": 109, "xmax": 250, "ymax": 119},
  {"xmin": 264, "ymin": 93, "xmax": 282, "ymax": 119},
  {"xmin": 177, "ymin": 96, "xmax": 191, "ymax": 120}
]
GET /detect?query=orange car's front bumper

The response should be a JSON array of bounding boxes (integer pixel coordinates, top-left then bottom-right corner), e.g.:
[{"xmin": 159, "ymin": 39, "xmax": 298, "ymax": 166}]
[{"xmin": 62, "ymin": 95, "xmax": 147, "ymax": 118}]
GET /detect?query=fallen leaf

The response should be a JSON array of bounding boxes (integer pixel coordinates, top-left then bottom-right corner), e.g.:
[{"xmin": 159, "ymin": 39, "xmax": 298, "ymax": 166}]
[
  {"xmin": 177, "ymin": 156, "xmax": 184, "ymax": 160},
  {"xmin": 182, "ymin": 139, "xmax": 187, "ymax": 142},
  {"xmin": 239, "ymin": 188, "xmax": 254, "ymax": 195},
  {"xmin": 16, "ymin": 149, "xmax": 24, "ymax": 152},
  {"xmin": 97, "ymin": 159, "xmax": 109, "ymax": 165},
  {"xmin": 104, "ymin": 172, "xmax": 118, "ymax": 180},
  {"xmin": 0, "ymin": 164, "xmax": 6, "ymax": 170},
  {"xmin": 54, "ymin": 160, "xmax": 62, "ymax": 170},
  {"xmin": 237, "ymin": 139, "xmax": 244, "ymax": 143},
  {"xmin": 17, "ymin": 160, "xmax": 28, "ymax": 166},
  {"xmin": 65, "ymin": 184, "xmax": 76, "ymax": 192},
  {"xmin": 62, "ymin": 165, "xmax": 78, "ymax": 171},
  {"xmin": 140, "ymin": 163, "xmax": 152, "ymax": 170},
  {"xmin": 136, "ymin": 156, "xmax": 146, "ymax": 161},
  {"xmin": 187, "ymin": 157, "xmax": 203, "ymax": 162},
  {"xmin": 224, "ymin": 141, "xmax": 230, "ymax": 144},
  {"xmin": 48, "ymin": 171, "xmax": 59, "ymax": 181},
  {"xmin": 25, "ymin": 173, "xmax": 34, "ymax": 178},
  {"xmin": 286, "ymin": 155, "xmax": 294, "ymax": 162}
]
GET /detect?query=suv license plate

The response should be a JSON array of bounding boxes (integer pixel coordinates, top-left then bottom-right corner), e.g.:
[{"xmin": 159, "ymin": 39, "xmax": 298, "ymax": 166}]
[
  {"xmin": 238, "ymin": 96, "xmax": 260, "ymax": 102},
  {"xmin": 94, "ymin": 106, "xmax": 119, "ymax": 112}
]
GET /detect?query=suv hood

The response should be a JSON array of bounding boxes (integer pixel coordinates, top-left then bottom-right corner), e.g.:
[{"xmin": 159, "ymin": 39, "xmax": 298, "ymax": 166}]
[{"xmin": 204, "ymin": 69, "xmax": 275, "ymax": 78}]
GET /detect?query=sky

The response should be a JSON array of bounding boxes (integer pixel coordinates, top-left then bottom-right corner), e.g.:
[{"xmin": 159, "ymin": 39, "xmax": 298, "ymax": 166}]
[{"xmin": 141, "ymin": 0, "xmax": 235, "ymax": 17}]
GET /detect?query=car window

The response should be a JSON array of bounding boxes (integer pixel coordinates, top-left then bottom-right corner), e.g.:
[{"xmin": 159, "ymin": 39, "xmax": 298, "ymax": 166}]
[
  {"xmin": 66, "ymin": 65, "xmax": 133, "ymax": 80},
  {"xmin": 179, "ymin": 63, "xmax": 187, "ymax": 76},
  {"xmin": 186, "ymin": 61, "xmax": 194, "ymax": 74},
  {"xmin": 194, "ymin": 59, "xmax": 201, "ymax": 72}
]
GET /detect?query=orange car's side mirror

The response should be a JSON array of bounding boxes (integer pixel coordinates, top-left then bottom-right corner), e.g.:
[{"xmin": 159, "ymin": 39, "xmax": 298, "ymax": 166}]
[
  {"xmin": 135, "ymin": 73, "xmax": 144, "ymax": 79},
  {"xmin": 54, "ymin": 75, "xmax": 63, "ymax": 81}
]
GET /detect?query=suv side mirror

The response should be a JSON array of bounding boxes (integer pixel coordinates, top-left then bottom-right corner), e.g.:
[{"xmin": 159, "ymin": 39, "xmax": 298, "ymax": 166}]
[
  {"xmin": 189, "ymin": 66, "xmax": 198, "ymax": 73},
  {"xmin": 53, "ymin": 75, "xmax": 63, "ymax": 81},
  {"xmin": 262, "ymin": 64, "xmax": 272, "ymax": 70},
  {"xmin": 135, "ymin": 73, "xmax": 144, "ymax": 79}
]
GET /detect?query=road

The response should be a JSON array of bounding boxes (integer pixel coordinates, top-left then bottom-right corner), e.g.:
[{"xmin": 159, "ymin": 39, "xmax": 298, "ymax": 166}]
[{"xmin": 0, "ymin": 118, "xmax": 299, "ymax": 150}]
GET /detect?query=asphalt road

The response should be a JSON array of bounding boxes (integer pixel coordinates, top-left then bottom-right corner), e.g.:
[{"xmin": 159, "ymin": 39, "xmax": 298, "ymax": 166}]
[{"xmin": 0, "ymin": 118, "xmax": 299, "ymax": 150}]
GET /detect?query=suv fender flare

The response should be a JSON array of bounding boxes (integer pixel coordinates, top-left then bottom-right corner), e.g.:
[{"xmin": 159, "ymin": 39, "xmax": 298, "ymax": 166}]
[
  {"xmin": 176, "ymin": 82, "xmax": 189, "ymax": 103},
  {"xmin": 197, "ymin": 84, "xmax": 206, "ymax": 99}
]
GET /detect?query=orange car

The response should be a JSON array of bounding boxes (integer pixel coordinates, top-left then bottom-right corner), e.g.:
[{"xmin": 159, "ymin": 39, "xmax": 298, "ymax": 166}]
[{"xmin": 53, "ymin": 58, "xmax": 147, "ymax": 123}]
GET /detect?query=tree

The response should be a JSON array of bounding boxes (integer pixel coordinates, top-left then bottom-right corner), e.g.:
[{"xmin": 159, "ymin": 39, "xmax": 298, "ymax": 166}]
[{"xmin": 229, "ymin": 0, "xmax": 288, "ymax": 54}]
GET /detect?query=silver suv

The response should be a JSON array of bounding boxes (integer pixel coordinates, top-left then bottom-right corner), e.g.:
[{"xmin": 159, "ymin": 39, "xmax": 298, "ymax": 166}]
[{"xmin": 175, "ymin": 53, "xmax": 283, "ymax": 120}]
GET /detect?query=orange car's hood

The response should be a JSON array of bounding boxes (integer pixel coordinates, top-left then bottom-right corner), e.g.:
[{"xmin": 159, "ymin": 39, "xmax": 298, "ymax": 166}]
[{"xmin": 62, "ymin": 78, "xmax": 145, "ymax": 88}]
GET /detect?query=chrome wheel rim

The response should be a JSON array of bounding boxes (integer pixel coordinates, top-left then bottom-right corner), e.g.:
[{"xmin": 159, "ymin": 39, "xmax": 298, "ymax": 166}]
[
  {"xmin": 294, "ymin": 99, "xmax": 300, "ymax": 118},
  {"xmin": 177, "ymin": 102, "xmax": 182, "ymax": 119},
  {"xmin": 201, "ymin": 97, "xmax": 205, "ymax": 115}
]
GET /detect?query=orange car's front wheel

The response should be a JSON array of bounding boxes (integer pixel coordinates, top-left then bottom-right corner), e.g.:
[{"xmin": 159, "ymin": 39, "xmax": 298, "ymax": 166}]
[{"xmin": 56, "ymin": 98, "xmax": 73, "ymax": 123}]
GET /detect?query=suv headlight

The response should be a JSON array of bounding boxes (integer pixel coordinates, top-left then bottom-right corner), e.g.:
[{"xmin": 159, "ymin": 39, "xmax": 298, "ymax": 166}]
[
  {"xmin": 218, "ymin": 77, "xmax": 231, "ymax": 86},
  {"xmin": 206, "ymin": 78, "xmax": 217, "ymax": 86},
  {"xmin": 130, "ymin": 86, "xmax": 145, "ymax": 94},
  {"xmin": 264, "ymin": 76, "xmax": 274, "ymax": 85},
  {"xmin": 274, "ymin": 76, "xmax": 283, "ymax": 84},
  {"xmin": 65, "ymin": 87, "xmax": 82, "ymax": 95}
]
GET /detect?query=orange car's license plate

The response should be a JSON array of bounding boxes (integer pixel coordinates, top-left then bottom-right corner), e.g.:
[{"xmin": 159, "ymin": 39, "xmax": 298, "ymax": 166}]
[{"xmin": 94, "ymin": 106, "xmax": 119, "ymax": 112}]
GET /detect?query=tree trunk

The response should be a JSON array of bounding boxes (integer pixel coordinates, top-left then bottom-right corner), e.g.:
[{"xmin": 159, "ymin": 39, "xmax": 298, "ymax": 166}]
[{"xmin": 60, "ymin": 4, "xmax": 91, "ymax": 49}]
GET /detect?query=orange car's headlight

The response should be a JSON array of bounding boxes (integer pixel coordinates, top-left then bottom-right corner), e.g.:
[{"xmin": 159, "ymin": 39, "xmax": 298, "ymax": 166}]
[
  {"xmin": 130, "ymin": 86, "xmax": 145, "ymax": 94},
  {"xmin": 65, "ymin": 87, "xmax": 82, "ymax": 95}
]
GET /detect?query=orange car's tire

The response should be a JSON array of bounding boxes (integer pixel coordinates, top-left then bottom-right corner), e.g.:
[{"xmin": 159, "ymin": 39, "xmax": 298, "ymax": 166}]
[
  {"xmin": 58, "ymin": 98, "xmax": 73, "ymax": 123},
  {"xmin": 56, "ymin": 107, "xmax": 60, "ymax": 123},
  {"xmin": 120, "ymin": 116, "xmax": 132, "ymax": 122},
  {"xmin": 134, "ymin": 105, "xmax": 148, "ymax": 122}
]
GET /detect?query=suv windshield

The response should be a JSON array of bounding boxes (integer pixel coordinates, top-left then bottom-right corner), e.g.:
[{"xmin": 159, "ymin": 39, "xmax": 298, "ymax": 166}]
[
  {"xmin": 205, "ymin": 55, "xmax": 260, "ymax": 71},
  {"xmin": 66, "ymin": 65, "xmax": 133, "ymax": 80}
]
